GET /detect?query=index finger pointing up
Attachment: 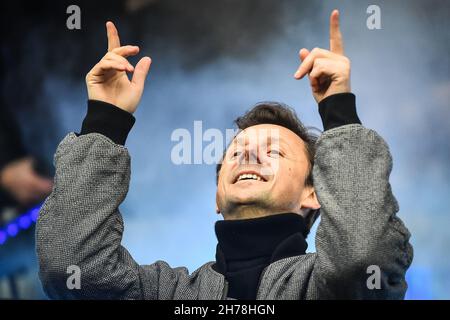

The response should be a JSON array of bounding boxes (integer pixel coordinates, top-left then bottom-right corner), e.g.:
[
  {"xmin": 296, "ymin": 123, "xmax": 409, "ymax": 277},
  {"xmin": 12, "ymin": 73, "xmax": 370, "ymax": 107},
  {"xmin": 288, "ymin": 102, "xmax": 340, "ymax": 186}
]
[
  {"xmin": 106, "ymin": 21, "xmax": 121, "ymax": 52},
  {"xmin": 329, "ymin": 10, "xmax": 344, "ymax": 55}
]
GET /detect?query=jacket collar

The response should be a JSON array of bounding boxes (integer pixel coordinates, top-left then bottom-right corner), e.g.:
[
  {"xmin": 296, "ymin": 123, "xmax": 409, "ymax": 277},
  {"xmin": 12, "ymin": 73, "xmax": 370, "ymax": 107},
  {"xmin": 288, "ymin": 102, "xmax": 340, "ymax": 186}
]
[{"xmin": 214, "ymin": 212, "xmax": 308, "ymax": 274}]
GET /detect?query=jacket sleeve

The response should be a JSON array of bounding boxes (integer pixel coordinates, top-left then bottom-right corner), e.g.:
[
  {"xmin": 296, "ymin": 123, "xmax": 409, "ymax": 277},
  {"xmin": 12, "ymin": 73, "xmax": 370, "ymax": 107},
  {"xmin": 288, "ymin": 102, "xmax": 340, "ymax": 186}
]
[
  {"xmin": 36, "ymin": 132, "xmax": 205, "ymax": 300},
  {"xmin": 36, "ymin": 132, "xmax": 152, "ymax": 299},
  {"xmin": 308, "ymin": 123, "xmax": 413, "ymax": 299}
]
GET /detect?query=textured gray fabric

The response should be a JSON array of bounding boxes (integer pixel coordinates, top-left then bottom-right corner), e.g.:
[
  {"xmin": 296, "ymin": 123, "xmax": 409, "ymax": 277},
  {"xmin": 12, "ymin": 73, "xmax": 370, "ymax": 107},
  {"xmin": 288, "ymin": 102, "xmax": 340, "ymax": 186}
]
[{"xmin": 36, "ymin": 124, "xmax": 413, "ymax": 299}]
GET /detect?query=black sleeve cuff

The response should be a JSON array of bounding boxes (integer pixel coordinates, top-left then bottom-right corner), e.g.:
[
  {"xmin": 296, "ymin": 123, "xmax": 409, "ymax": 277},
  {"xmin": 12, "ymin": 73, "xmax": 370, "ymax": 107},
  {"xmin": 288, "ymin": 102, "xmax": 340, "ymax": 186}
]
[
  {"xmin": 80, "ymin": 100, "xmax": 136, "ymax": 145},
  {"xmin": 318, "ymin": 93, "xmax": 361, "ymax": 131}
]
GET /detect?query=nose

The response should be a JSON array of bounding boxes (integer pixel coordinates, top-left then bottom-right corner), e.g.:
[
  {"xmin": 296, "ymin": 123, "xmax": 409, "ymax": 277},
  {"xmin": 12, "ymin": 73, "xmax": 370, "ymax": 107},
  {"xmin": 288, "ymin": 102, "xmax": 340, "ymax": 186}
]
[{"xmin": 238, "ymin": 143, "xmax": 261, "ymax": 165}]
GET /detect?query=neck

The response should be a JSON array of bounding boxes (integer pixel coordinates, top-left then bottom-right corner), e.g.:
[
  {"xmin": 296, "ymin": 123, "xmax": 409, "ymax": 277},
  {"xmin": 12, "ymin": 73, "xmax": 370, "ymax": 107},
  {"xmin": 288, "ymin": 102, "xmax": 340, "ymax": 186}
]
[{"xmin": 222, "ymin": 205, "xmax": 301, "ymax": 221}]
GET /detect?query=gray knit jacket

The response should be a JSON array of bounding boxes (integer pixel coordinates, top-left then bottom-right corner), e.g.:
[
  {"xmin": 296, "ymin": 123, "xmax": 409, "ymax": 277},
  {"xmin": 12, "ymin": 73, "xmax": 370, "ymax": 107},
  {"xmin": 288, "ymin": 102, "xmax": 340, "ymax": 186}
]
[{"xmin": 36, "ymin": 123, "xmax": 413, "ymax": 299}]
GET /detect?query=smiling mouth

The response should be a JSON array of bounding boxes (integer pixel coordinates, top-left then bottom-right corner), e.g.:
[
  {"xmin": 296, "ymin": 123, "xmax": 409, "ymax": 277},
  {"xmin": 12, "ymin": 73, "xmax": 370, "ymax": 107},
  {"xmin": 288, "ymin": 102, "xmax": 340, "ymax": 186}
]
[{"xmin": 234, "ymin": 173, "xmax": 266, "ymax": 183}]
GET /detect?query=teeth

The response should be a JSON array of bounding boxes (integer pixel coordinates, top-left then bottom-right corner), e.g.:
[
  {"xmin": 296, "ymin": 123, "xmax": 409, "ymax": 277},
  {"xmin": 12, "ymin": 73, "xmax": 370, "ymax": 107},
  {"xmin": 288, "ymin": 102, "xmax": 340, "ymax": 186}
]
[{"xmin": 237, "ymin": 173, "xmax": 263, "ymax": 182}]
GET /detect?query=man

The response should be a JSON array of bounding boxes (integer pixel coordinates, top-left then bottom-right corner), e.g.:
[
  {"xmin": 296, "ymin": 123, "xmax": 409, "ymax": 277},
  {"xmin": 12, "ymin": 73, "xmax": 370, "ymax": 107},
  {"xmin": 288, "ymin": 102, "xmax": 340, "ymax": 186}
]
[{"xmin": 36, "ymin": 10, "xmax": 413, "ymax": 299}]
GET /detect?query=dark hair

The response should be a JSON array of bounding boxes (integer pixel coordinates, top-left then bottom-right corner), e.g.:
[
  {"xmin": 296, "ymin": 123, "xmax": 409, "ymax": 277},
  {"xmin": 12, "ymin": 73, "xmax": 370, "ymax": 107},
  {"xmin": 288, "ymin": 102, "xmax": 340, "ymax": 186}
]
[{"xmin": 216, "ymin": 102, "xmax": 321, "ymax": 231}]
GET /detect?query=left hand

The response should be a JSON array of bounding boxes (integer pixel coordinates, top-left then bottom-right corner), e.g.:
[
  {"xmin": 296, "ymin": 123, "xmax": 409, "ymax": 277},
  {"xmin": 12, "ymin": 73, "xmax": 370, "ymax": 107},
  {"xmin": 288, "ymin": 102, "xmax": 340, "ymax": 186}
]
[{"xmin": 294, "ymin": 10, "xmax": 351, "ymax": 103}]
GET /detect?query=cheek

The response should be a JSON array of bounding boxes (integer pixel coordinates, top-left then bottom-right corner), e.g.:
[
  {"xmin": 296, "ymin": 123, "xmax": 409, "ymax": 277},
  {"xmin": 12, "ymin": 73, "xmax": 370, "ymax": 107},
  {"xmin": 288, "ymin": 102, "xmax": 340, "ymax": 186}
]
[
  {"xmin": 287, "ymin": 167, "xmax": 303, "ymax": 181},
  {"xmin": 278, "ymin": 166, "xmax": 305, "ymax": 191},
  {"xmin": 218, "ymin": 166, "xmax": 233, "ymax": 194},
  {"xmin": 285, "ymin": 165, "xmax": 295, "ymax": 178},
  {"xmin": 217, "ymin": 175, "xmax": 226, "ymax": 196}
]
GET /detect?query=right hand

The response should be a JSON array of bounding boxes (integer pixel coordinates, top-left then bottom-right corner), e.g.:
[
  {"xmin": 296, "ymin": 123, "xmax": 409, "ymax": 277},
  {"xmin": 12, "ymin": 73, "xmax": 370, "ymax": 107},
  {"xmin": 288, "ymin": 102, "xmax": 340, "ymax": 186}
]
[
  {"xmin": 86, "ymin": 21, "xmax": 152, "ymax": 114},
  {"xmin": 294, "ymin": 10, "xmax": 351, "ymax": 104}
]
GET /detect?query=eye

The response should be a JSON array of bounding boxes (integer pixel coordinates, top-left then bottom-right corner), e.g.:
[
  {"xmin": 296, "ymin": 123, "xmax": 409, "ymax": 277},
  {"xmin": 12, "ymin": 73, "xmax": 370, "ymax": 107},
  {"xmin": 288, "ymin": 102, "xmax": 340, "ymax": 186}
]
[
  {"xmin": 268, "ymin": 149, "xmax": 282, "ymax": 158},
  {"xmin": 231, "ymin": 151, "xmax": 242, "ymax": 158}
]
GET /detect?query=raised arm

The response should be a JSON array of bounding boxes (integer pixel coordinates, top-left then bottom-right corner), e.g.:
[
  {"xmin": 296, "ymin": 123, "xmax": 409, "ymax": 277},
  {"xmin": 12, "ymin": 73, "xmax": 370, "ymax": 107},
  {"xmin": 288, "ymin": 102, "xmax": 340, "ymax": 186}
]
[
  {"xmin": 36, "ymin": 21, "xmax": 152, "ymax": 299},
  {"xmin": 35, "ymin": 22, "xmax": 201, "ymax": 300},
  {"xmin": 295, "ymin": 11, "xmax": 413, "ymax": 299}
]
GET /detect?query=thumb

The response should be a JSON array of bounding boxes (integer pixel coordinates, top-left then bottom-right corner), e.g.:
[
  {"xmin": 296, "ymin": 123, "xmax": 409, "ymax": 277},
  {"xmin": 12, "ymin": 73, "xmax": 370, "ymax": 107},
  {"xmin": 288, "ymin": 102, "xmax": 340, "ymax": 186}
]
[{"xmin": 131, "ymin": 56, "xmax": 152, "ymax": 90}]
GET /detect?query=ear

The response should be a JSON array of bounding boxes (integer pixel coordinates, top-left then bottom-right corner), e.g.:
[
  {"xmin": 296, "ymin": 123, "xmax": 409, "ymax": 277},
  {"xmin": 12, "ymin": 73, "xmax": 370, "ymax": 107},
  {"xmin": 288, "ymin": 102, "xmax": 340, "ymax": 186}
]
[{"xmin": 300, "ymin": 186, "xmax": 321, "ymax": 211}]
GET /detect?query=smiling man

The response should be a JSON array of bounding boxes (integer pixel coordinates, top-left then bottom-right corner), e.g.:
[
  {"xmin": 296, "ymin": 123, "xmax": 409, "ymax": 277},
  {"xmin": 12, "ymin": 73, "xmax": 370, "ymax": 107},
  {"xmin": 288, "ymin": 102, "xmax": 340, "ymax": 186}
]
[{"xmin": 36, "ymin": 10, "xmax": 413, "ymax": 299}]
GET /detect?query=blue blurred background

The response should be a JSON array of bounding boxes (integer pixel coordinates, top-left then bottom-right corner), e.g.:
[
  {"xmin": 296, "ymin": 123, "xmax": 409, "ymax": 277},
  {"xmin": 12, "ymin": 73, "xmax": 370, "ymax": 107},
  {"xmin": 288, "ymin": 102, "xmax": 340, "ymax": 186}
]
[{"xmin": 0, "ymin": 0, "xmax": 448, "ymax": 299}]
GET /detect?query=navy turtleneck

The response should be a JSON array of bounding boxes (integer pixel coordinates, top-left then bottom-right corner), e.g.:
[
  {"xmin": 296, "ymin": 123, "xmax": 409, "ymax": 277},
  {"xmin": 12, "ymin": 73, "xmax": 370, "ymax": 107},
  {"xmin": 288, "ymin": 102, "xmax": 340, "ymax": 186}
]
[{"xmin": 213, "ymin": 213, "xmax": 308, "ymax": 300}]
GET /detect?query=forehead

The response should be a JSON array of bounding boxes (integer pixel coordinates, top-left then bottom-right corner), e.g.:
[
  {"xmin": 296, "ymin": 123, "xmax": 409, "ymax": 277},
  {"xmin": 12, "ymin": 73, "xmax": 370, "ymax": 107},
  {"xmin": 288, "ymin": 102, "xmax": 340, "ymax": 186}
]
[{"xmin": 230, "ymin": 124, "xmax": 306, "ymax": 150}]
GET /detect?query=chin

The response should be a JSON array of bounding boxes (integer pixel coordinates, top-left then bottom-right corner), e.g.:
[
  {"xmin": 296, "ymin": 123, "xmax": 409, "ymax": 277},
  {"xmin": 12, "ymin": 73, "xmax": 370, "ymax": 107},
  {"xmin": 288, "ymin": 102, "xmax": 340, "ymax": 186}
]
[{"xmin": 227, "ymin": 190, "xmax": 268, "ymax": 206}]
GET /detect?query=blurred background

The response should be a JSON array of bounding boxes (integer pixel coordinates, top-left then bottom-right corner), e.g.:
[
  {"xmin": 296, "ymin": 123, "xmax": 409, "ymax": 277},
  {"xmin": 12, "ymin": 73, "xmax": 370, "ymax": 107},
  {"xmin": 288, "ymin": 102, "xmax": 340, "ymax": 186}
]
[{"xmin": 0, "ymin": 0, "xmax": 448, "ymax": 299}]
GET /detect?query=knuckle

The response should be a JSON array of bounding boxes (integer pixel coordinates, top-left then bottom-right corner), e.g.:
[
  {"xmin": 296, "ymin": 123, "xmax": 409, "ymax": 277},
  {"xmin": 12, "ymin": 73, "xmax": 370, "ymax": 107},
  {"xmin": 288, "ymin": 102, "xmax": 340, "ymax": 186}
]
[
  {"xmin": 343, "ymin": 61, "xmax": 351, "ymax": 72},
  {"xmin": 339, "ymin": 62, "xmax": 350, "ymax": 74},
  {"xmin": 114, "ymin": 45, "xmax": 132, "ymax": 52},
  {"xmin": 314, "ymin": 59, "xmax": 326, "ymax": 71},
  {"xmin": 341, "ymin": 56, "xmax": 351, "ymax": 65},
  {"xmin": 112, "ymin": 47, "xmax": 123, "ymax": 55},
  {"xmin": 105, "ymin": 52, "xmax": 117, "ymax": 59}
]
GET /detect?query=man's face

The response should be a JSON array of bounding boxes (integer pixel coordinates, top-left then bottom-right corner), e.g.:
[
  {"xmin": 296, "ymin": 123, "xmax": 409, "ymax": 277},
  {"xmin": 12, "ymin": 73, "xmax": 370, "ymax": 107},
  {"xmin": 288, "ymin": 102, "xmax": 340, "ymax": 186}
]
[{"xmin": 216, "ymin": 124, "xmax": 316, "ymax": 219}]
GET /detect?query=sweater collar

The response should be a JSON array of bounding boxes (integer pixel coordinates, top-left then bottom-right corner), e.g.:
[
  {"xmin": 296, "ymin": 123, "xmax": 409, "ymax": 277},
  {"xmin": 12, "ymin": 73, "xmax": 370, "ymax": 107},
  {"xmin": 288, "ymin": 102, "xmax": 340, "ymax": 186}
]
[{"xmin": 214, "ymin": 213, "xmax": 308, "ymax": 273}]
